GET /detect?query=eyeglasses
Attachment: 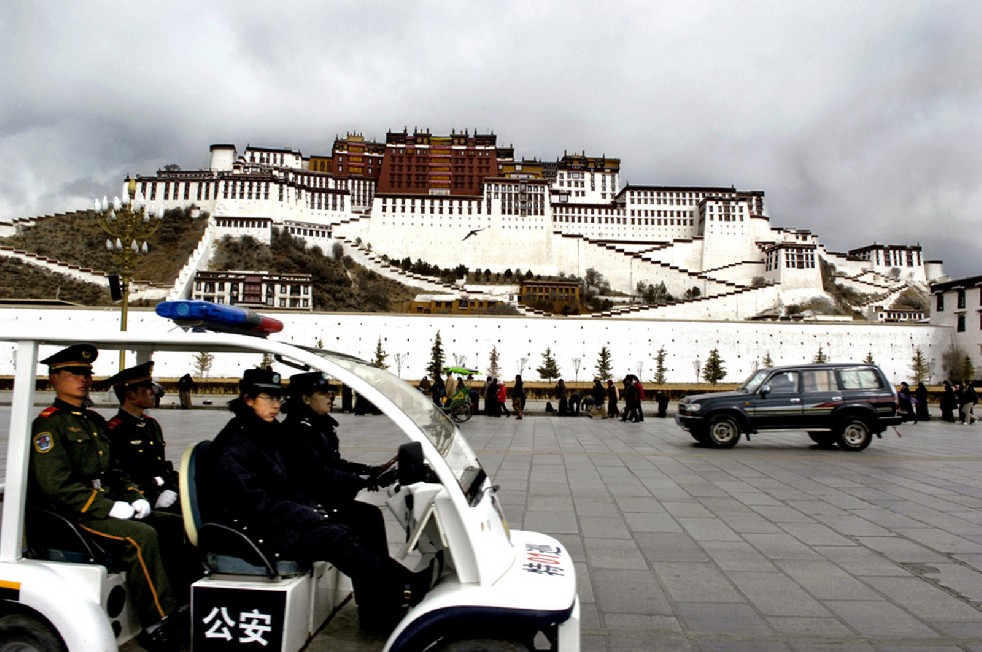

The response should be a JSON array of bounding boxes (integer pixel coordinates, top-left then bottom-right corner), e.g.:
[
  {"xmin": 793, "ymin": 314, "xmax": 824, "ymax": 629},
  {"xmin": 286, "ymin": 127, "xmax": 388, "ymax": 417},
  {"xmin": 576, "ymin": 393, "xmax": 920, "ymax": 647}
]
[{"xmin": 256, "ymin": 393, "xmax": 285, "ymax": 404}]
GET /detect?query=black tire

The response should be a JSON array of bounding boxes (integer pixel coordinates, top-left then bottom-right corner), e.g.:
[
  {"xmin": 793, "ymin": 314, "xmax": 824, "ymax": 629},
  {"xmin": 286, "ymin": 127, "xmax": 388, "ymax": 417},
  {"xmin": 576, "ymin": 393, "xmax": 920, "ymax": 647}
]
[
  {"xmin": 706, "ymin": 414, "xmax": 741, "ymax": 448},
  {"xmin": 0, "ymin": 613, "xmax": 68, "ymax": 652},
  {"xmin": 451, "ymin": 403, "xmax": 472, "ymax": 423},
  {"xmin": 435, "ymin": 640, "xmax": 529, "ymax": 652},
  {"xmin": 807, "ymin": 431, "xmax": 837, "ymax": 448},
  {"xmin": 835, "ymin": 417, "xmax": 872, "ymax": 451},
  {"xmin": 690, "ymin": 429, "xmax": 709, "ymax": 444}
]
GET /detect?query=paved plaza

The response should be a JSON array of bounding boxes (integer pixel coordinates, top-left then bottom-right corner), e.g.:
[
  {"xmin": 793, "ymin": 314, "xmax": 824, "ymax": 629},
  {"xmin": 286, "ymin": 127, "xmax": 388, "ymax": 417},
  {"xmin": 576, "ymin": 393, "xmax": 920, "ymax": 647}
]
[{"xmin": 4, "ymin": 399, "xmax": 982, "ymax": 650}]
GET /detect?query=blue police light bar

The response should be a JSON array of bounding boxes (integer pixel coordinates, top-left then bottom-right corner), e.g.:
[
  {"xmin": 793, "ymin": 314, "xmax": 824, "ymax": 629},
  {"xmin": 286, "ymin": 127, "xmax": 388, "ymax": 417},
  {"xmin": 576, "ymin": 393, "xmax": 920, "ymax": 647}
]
[{"xmin": 155, "ymin": 300, "xmax": 284, "ymax": 337}]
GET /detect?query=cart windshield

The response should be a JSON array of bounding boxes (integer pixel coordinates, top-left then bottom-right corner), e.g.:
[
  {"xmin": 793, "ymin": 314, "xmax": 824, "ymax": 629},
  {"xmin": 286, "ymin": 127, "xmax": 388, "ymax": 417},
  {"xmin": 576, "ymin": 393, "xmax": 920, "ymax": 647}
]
[{"xmin": 302, "ymin": 348, "xmax": 485, "ymax": 499}]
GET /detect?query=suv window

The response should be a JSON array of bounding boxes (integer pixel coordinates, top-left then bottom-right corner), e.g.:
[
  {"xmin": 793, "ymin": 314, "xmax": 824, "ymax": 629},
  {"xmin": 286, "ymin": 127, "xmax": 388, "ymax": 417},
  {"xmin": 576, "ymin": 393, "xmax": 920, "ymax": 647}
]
[
  {"xmin": 767, "ymin": 370, "xmax": 799, "ymax": 394},
  {"xmin": 837, "ymin": 368, "xmax": 884, "ymax": 390},
  {"xmin": 802, "ymin": 369, "xmax": 834, "ymax": 392}
]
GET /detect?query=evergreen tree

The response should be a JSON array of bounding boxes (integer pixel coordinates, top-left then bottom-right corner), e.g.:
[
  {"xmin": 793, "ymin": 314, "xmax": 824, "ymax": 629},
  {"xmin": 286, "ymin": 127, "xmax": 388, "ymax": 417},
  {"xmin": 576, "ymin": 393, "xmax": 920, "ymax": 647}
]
[
  {"xmin": 537, "ymin": 347, "xmax": 561, "ymax": 381},
  {"xmin": 813, "ymin": 346, "xmax": 828, "ymax": 363},
  {"xmin": 258, "ymin": 352, "xmax": 274, "ymax": 369},
  {"xmin": 596, "ymin": 345, "xmax": 613, "ymax": 380},
  {"xmin": 762, "ymin": 351, "xmax": 774, "ymax": 367},
  {"xmin": 910, "ymin": 347, "xmax": 928, "ymax": 383},
  {"xmin": 372, "ymin": 337, "xmax": 389, "ymax": 370},
  {"xmin": 864, "ymin": 352, "xmax": 875, "ymax": 364},
  {"xmin": 427, "ymin": 331, "xmax": 445, "ymax": 380},
  {"xmin": 701, "ymin": 348, "xmax": 726, "ymax": 385},
  {"xmin": 487, "ymin": 346, "xmax": 501, "ymax": 380},
  {"xmin": 654, "ymin": 346, "xmax": 668, "ymax": 384}
]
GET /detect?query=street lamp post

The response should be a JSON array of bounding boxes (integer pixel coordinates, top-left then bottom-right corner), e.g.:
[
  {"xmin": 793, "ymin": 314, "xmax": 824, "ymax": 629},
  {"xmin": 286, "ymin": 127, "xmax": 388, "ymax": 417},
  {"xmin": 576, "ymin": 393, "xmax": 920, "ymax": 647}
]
[
  {"xmin": 572, "ymin": 357, "xmax": 581, "ymax": 382},
  {"xmin": 96, "ymin": 183, "xmax": 162, "ymax": 370},
  {"xmin": 694, "ymin": 357, "xmax": 701, "ymax": 383}
]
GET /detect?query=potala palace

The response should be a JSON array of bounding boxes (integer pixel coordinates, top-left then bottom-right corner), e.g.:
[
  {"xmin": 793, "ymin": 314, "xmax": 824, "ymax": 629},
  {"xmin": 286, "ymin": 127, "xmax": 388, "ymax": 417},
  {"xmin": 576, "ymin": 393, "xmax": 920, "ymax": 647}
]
[{"xmin": 111, "ymin": 129, "xmax": 943, "ymax": 321}]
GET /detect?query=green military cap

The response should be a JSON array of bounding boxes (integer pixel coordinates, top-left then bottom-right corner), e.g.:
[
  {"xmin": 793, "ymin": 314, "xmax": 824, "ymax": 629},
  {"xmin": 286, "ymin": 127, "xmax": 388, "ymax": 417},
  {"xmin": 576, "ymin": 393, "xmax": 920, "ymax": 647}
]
[
  {"xmin": 106, "ymin": 361, "xmax": 155, "ymax": 389},
  {"xmin": 40, "ymin": 343, "xmax": 98, "ymax": 373}
]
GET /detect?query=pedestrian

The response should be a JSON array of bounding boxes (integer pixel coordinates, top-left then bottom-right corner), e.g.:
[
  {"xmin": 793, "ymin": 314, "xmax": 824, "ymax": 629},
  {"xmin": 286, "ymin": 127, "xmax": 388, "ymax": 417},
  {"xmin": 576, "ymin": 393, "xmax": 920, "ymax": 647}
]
[
  {"xmin": 591, "ymin": 378, "xmax": 606, "ymax": 418},
  {"xmin": 29, "ymin": 345, "xmax": 186, "ymax": 650},
  {"xmin": 569, "ymin": 390, "xmax": 581, "ymax": 416},
  {"xmin": 634, "ymin": 377, "xmax": 645, "ymax": 422},
  {"xmin": 431, "ymin": 372, "xmax": 445, "ymax": 407},
  {"xmin": 960, "ymin": 382, "xmax": 978, "ymax": 425},
  {"xmin": 497, "ymin": 379, "xmax": 510, "ymax": 417},
  {"xmin": 418, "ymin": 376, "xmax": 431, "ymax": 395},
  {"xmin": 655, "ymin": 390, "xmax": 670, "ymax": 418},
  {"xmin": 204, "ymin": 368, "xmax": 434, "ymax": 633},
  {"xmin": 621, "ymin": 377, "xmax": 640, "ymax": 423},
  {"xmin": 485, "ymin": 378, "xmax": 499, "ymax": 416},
  {"xmin": 940, "ymin": 381, "xmax": 957, "ymax": 422},
  {"xmin": 177, "ymin": 372, "xmax": 194, "ymax": 409},
  {"xmin": 106, "ymin": 362, "xmax": 180, "ymax": 515},
  {"xmin": 512, "ymin": 374, "xmax": 525, "ymax": 420},
  {"xmin": 606, "ymin": 379, "xmax": 619, "ymax": 418},
  {"xmin": 555, "ymin": 379, "xmax": 569, "ymax": 416},
  {"xmin": 897, "ymin": 382, "xmax": 915, "ymax": 423},
  {"xmin": 914, "ymin": 381, "xmax": 930, "ymax": 422}
]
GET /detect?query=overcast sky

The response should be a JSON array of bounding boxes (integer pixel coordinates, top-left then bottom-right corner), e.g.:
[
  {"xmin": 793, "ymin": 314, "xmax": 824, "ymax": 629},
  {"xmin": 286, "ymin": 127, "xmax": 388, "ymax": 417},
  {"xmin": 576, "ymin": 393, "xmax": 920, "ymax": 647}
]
[{"xmin": 1, "ymin": 1, "xmax": 978, "ymax": 277}]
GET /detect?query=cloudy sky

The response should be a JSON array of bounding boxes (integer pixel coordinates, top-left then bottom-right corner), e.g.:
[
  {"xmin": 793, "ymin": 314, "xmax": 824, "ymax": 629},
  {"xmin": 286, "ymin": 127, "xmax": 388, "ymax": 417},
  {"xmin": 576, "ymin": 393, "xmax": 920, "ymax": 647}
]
[{"xmin": 1, "ymin": 1, "xmax": 978, "ymax": 277}]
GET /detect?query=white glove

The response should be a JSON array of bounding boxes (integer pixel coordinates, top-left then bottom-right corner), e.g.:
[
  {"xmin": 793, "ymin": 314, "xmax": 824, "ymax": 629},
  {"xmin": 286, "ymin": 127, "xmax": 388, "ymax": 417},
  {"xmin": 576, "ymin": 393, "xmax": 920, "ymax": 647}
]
[
  {"xmin": 131, "ymin": 499, "xmax": 151, "ymax": 519},
  {"xmin": 155, "ymin": 489, "xmax": 178, "ymax": 509},
  {"xmin": 109, "ymin": 501, "xmax": 135, "ymax": 520}
]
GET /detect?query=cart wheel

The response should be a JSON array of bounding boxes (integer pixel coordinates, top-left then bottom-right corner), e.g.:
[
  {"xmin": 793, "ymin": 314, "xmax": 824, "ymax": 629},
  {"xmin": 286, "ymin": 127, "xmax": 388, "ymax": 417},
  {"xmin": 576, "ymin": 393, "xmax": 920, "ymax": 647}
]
[
  {"xmin": 0, "ymin": 613, "xmax": 68, "ymax": 652},
  {"xmin": 435, "ymin": 639, "xmax": 528, "ymax": 651},
  {"xmin": 451, "ymin": 403, "xmax": 472, "ymax": 423}
]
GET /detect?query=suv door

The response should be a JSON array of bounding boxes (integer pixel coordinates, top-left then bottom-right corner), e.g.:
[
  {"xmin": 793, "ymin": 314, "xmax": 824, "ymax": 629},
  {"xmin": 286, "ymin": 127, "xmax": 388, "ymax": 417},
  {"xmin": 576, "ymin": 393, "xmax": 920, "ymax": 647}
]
[
  {"xmin": 836, "ymin": 366, "xmax": 895, "ymax": 420},
  {"xmin": 800, "ymin": 368, "xmax": 841, "ymax": 427},
  {"xmin": 749, "ymin": 370, "xmax": 802, "ymax": 428}
]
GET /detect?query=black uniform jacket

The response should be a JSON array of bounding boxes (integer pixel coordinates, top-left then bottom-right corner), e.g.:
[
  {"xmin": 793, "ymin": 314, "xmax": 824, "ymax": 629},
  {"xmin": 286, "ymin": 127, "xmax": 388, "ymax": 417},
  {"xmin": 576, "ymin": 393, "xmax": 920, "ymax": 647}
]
[
  {"xmin": 107, "ymin": 409, "xmax": 178, "ymax": 504},
  {"xmin": 281, "ymin": 408, "xmax": 369, "ymax": 509},
  {"xmin": 204, "ymin": 412, "xmax": 332, "ymax": 554}
]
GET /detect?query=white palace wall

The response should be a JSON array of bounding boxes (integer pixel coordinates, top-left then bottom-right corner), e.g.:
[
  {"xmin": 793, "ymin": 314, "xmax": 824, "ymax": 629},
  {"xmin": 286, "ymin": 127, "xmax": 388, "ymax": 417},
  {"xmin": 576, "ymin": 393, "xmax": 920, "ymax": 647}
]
[{"xmin": 0, "ymin": 307, "xmax": 951, "ymax": 386}]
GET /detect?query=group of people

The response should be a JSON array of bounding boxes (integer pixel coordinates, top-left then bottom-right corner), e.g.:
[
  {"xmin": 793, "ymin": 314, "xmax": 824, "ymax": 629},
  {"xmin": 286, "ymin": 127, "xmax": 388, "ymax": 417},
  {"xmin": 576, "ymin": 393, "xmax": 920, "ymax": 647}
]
[
  {"xmin": 587, "ymin": 376, "xmax": 670, "ymax": 420},
  {"xmin": 28, "ymin": 344, "xmax": 428, "ymax": 651},
  {"xmin": 897, "ymin": 380, "xmax": 977, "ymax": 425}
]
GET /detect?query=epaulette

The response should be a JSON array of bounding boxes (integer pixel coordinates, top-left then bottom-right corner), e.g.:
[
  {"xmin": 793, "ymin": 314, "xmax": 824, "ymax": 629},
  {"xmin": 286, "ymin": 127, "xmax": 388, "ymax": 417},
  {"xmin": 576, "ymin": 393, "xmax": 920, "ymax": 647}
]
[
  {"xmin": 38, "ymin": 406, "xmax": 60, "ymax": 418},
  {"xmin": 106, "ymin": 416, "xmax": 123, "ymax": 430}
]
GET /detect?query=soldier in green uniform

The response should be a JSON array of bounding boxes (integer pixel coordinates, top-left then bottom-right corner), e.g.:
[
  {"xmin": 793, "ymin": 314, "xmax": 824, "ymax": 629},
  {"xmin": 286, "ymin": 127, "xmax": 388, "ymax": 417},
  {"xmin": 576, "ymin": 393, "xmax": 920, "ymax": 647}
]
[
  {"xmin": 106, "ymin": 362, "xmax": 180, "ymax": 513},
  {"xmin": 27, "ymin": 345, "xmax": 183, "ymax": 651}
]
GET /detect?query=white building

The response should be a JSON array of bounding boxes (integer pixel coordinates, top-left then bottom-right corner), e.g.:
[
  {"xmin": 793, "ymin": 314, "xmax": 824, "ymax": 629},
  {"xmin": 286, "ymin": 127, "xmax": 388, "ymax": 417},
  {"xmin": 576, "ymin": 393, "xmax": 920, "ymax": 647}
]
[{"xmin": 930, "ymin": 275, "xmax": 982, "ymax": 377}]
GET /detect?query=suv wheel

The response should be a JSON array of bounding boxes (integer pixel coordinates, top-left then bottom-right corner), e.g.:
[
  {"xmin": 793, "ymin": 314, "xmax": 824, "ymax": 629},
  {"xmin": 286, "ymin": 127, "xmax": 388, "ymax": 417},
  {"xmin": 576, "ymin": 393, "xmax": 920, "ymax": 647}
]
[
  {"xmin": 707, "ymin": 415, "xmax": 741, "ymax": 448},
  {"xmin": 836, "ymin": 417, "xmax": 872, "ymax": 451}
]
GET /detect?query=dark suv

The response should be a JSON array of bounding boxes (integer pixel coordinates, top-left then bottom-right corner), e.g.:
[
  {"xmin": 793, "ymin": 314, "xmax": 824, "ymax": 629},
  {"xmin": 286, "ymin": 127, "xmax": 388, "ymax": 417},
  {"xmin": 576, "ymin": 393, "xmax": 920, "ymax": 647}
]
[{"xmin": 675, "ymin": 363, "xmax": 902, "ymax": 451}]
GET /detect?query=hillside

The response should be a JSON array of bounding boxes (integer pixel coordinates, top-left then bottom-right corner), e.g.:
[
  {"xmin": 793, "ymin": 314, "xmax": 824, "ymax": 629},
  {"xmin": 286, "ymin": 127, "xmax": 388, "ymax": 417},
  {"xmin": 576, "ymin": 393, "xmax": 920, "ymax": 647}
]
[
  {"xmin": 211, "ymin": 230, "xmax": 421, "ymax": 312},
  {"xmin": 1, "ymin": 208, "xmax": 208, "ymax": 283},
  {"xmin": 0, "ymin": 258, "xmax": 114, "ymax": 304}
]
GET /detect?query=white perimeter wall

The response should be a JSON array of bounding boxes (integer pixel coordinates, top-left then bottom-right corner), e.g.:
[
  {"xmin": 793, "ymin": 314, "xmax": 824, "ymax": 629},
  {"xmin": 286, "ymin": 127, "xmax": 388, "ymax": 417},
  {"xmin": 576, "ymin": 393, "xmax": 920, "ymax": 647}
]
[{"xmin": 0, "ymin": 307, "xmax": 953, "ymax": 386}]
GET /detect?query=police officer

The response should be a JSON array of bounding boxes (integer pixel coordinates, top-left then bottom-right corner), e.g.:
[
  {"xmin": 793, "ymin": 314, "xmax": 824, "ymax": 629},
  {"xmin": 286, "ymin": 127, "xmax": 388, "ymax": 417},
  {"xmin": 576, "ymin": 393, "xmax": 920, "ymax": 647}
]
[
  {"xmin": 106, "ymin": 361, "xmax": 180, "ymax": 513},
  {"xmin": 204, "ymin": 368, "xmax": 432, "ymax": 633},
  {"xmin": 27, "ymin": 345, "xmax": 184, "ymax": 651}
]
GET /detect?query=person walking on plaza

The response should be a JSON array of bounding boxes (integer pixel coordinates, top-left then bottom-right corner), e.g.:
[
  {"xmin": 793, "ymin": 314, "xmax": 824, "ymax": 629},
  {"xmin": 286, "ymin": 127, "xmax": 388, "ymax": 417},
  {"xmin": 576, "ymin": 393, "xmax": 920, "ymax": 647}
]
[
  {"xmin": 555, "ymin": 379, "xmax": 569, "ymax": 416},
  {"xmin": 655, "ymin": 390, "xmax": 670, "ymax": 418},
  {"xmin": 512, "ymin": 374, "xmax": 525, "ymax": 420},
  {"xmin": 914, "ymin": 381, "xmax": 930, "ymax": 422},
  {"xmin": 106, "ymin": 362, "xmax": 180, "ymax": 514},
  {"xmin": 606, "ymin": 379, "xmax": 619, "ymax": 418},
  {"xmin": 29, "ymin": 345, "xmax": 185, "ymax": 650},
  {"xmin": 485, "ymin": 378, "xmax": 500, "ymax": 416},
  {"xmin": 592, "ymin": 378, "xmax": 606, "ymax": 418},
  {"xmin": 497, "ymin": 378, "xmax": 510, "ymax": 417},
  {"xmin": 431, "ymin": 372, "xmax": 445, "ymax": 407},
  {"xmin": 621, "ymin": 377, "xmax": 640, "ymax": 423},
  {"xmin": 177, "ymin": 372, "xmax": 194, "ymax": 409},
  {"xmin": 634, "ymin": 377, "xmax": 645, "ymax": 422},
  {"xmin": 960, "ymin": 382, "xmax": 978, "ymax": 425},
  {"xmin": 898, "ymin": 382, "xmax": 916, "ymax": 423},
  {"xmin": 940, "ymin": 380, "xmax": 957, "ymax": 422}
]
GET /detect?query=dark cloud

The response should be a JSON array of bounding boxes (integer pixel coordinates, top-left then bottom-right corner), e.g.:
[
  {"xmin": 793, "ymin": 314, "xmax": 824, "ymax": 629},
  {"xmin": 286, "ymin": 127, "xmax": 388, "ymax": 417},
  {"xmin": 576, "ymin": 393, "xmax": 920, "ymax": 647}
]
[{"xmin": 1, "ymin": 1, "xmax": 978, "ymax": 277}]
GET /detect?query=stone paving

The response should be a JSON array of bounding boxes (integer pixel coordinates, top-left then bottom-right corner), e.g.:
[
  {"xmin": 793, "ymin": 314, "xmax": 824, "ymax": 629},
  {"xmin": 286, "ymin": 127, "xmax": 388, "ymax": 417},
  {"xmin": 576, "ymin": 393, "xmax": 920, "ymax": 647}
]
[{"xmin": 5, "ymin": 400, "xmax": 982, "ymax": 650}]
